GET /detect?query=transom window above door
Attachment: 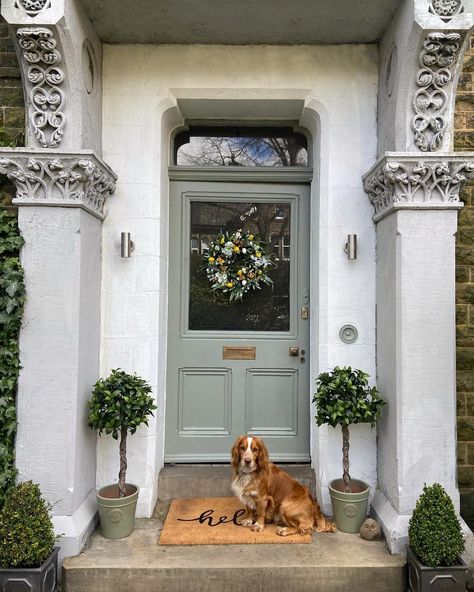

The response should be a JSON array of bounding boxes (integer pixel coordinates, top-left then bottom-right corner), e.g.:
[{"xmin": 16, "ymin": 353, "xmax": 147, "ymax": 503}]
[{"xmin": 174, "ymin": 126, "xmax": 308, "ymax": 167}]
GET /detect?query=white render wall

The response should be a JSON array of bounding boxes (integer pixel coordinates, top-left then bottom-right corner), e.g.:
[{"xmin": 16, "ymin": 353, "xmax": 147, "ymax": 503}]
[{"xmin": 99, "ymin": 44, "xmax": 379, "ymax": 517}]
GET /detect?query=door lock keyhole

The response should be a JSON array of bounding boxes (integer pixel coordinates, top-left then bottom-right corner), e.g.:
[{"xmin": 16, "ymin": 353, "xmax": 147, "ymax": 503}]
[{"xmin": 300, "ymin": 349, "xmax": 305, "ymax": 364}]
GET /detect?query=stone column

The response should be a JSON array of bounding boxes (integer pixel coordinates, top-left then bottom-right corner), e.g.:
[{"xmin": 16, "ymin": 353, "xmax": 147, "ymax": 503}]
[
  {"xmin": 0, "ymin": 151, "xmax": 116, "ymax": 557},
  {"xmin": 0, "ymin": 0, "xmax": 116, "ymax": 558},
  {"xmin": 363, "ymin": 154, "xmax": 474, "ymax": 552},
  {"xmin": 362, "ymin": 0, "xmax": 474, "ymax": 554}
]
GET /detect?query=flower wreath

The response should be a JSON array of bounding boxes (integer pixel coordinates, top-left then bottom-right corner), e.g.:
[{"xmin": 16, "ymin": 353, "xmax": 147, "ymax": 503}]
[{"xmin": 204, "ymin": 229, "xmax": 274, "ymax": 301}]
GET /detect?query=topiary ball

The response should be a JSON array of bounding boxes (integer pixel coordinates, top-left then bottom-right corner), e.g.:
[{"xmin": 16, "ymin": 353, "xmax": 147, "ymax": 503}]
[
  {"xmin": 408, "ymin": 483, "xmax": 465, "ymax": 567},
  {"xmin": 0, "ymin": 481, "xmax": 56, "ymax": 568}
]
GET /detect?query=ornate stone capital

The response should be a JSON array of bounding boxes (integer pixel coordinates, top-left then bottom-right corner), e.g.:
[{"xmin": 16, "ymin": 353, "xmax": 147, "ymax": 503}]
[
  {"xmin": 362, "ymin": 153, "xmax": 474, "ymax": 222},
  {"xmin": 0, "ymin": 149, "xmax": 117, "ymax": 219}
]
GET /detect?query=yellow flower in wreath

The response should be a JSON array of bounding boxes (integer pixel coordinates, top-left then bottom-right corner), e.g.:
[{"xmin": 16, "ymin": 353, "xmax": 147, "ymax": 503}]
[
  {"xmin": 233, "ymin": 245, "xmax": 240, "ymax": 253},
  {"xmin": 226, "ymin": 282, "xmax": 234, "ymax": 288},
  {"xmin": 208, "ymin": 256, "xmax": 215, "ymax": 263}
]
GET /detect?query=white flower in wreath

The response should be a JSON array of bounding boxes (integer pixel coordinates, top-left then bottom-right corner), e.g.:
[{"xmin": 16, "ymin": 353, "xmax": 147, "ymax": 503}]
[
  {"xmin": 242, "ymin": 248, "xmax": 247, "ymax": 254},
  {"xmin": 242, "ymin": 280, "xmax": 247, "ymax": 286}
]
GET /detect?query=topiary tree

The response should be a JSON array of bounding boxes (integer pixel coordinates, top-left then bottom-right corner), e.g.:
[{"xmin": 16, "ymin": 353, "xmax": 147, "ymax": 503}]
[
  {"xmin": 409, "ymin": 483, "xmax": 465, "ymax": 567},
  {"xmin": 0, "ymin": 481, "xmax": 56, "ymax": 568},
  {"xmin": 313, "ymin": 366, "xmax": 385, "ymax": 493},
  {"xmin": 88, "ymin": 369, "xmax": 156, "ymax": 498}
]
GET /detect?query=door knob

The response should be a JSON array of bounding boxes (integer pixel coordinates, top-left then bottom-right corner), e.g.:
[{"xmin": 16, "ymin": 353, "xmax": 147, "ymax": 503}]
[{"xmin": 289, "ymin": 347, "xmax": 299, "ymax": 357}]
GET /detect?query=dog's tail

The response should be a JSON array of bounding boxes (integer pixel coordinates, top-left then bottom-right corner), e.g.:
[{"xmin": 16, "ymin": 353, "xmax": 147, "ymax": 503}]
[{"xmin": 311, "ymin": 495, "xmax": 337, "ymax": 533}]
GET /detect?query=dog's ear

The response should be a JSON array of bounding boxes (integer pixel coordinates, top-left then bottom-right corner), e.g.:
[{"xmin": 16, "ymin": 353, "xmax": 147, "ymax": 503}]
[
  {"xmin": 256, "ymin": 438, "xmax": 269, "ymax": 471},
  {"xmin": 231, "ymin": 437, "xmax": 241, "ymax": 469}
]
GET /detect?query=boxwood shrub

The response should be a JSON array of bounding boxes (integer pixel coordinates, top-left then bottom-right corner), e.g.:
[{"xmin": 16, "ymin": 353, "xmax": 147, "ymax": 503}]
[
  {"xmin": 408, "ymin": 483, "xmax": 465, "ymax": 567},
  {"xmin": 0, "ymin": 481, "xmax": 56, "ymax": 568}
]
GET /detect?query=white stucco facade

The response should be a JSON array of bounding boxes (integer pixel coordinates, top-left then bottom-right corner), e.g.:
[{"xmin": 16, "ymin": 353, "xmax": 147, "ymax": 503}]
[
  {"xmin": 96, "ymin": 43, "xmax": 379, "ymax": 517},
  {"xmin": 1, "ymin": 0, "xmax": 474, "ymax": 562}
]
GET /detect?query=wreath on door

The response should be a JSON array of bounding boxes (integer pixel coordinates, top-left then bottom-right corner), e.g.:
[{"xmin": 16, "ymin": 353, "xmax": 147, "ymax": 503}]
[{"xmin": 204, "ymin": 229, "xmax": 274, "ymax": 302}]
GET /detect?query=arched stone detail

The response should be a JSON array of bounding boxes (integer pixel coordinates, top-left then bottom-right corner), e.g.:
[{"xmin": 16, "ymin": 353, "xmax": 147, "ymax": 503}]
[
  {"xmin": 377, "ymin": 0, "xmax": 473, "ymax": 155},
  {"xmin": 412, "ymin": 32, "xmax": 464, "ymax": 152},
  {"xmin": 16, "ymin": 26, "xmax": 66, "ymax": 149},
  {"xmin": 1, "ymin": 0, "xmax": 103, "ymax": 154}
]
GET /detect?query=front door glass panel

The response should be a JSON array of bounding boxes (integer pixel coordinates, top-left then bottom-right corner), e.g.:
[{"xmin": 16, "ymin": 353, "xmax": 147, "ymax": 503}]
[{"xmin": 189, "ymin": 201, "xmax": 291, "ymax": 332}]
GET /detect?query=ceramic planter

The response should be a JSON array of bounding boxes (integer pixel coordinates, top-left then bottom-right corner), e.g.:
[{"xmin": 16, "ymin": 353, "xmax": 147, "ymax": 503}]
[
  {"xmin": 407, "ymin": 545, "xmax": 467, "ymax": 592},
  {"xmin": 328, "ymin": 478, "xmax": 369, "ymax": 533},
  {"xmin": 96, "ymin": 483, "xmax": 139, "ymax": 539},
  {"xmin": 0, "ymin": 546, "xmax": 59, "ymax": 592}
]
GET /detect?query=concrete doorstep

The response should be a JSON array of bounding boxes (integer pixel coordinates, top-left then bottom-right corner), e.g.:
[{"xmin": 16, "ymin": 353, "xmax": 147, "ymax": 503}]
[{"xmin": 62, "ymin": 465, "xmax": 406, "ymax": 592}]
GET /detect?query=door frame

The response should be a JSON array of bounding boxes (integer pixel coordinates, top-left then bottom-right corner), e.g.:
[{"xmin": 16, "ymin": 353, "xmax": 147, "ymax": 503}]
[{"xmin": 165, "ymin": 165, "xmax": 314, "ymax": 462}]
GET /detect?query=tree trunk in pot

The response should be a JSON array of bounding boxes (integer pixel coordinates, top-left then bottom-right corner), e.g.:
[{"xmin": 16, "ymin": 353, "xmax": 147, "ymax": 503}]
[
  {"xmin": 118, "ymin": 426, "xmax": 127, "ymax": 498},
  {"xmin": 342, "ymin": 424, "xmax": 351, "ymax": 493}
]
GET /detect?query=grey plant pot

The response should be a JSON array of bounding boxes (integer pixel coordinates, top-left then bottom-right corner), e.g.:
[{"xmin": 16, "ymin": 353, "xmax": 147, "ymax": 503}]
[
  {"xmin": 97, "ymin": 483, "xmax": 139, "ymax": 539},
  {"xmin": 0, "ymin": 546, "xmax": 59, "ymax": 592},
  {"xmin": 329, "ymin": 478, "xmax": 370, "ymax": 533},
  {"xmin": 407, "ymin": 545, "xmax": 467, "ymax": 592}
]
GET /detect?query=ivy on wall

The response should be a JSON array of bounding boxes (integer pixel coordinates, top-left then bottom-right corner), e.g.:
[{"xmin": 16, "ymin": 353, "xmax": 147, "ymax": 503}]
[{"xmin": 0, "ymin": 132, "xmax": 25, "ymax": 508}]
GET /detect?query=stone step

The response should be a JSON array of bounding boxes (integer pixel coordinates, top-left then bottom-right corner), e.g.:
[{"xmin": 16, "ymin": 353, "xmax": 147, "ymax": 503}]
[
  {"xmin": 157, "ymin": 463, "xmax": 316, "ymax": 499},
  {"xmin": 63, "ymin": 516, "xmax": 407, "ymax": 592},
  {"xmin": 63, "ymin": 466, "xmax": 406, "ymax": 591}
]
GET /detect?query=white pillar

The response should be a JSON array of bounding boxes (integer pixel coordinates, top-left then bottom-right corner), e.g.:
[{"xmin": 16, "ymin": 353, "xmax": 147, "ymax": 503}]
[
  {"xmin": 0, "ymin": 150, "xmax": 116, "ymax": 558},
  {"xmin": 363, "ymin": 154, "xmax": 474, "ymax": 552}
]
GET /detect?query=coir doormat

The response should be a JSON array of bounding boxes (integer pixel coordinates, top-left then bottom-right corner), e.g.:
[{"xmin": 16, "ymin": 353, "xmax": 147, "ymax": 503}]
[{"xmin": 158, "ymin": 497, "xmax": 312, "ymax": 545}]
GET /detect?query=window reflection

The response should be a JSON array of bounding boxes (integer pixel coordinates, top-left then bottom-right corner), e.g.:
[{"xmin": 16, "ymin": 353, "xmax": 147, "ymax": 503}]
[
  {"xmin": 176, "ymin": 127, "xmax": 308, "ymax": 167},
  {"xmin": 189, "ymin": 201, "xmax": 291, "ymax": 332}
]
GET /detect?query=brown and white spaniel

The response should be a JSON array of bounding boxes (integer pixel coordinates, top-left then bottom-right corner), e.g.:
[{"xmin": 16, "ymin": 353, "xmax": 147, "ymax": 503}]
[{"xmin": 231, "ymin": 435, "xmax": 336, "ymax": 536}]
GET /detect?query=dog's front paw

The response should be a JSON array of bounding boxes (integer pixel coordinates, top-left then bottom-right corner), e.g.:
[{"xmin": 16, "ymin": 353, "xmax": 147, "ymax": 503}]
[
  {"xmin": 252, "ymin": 522, "xmax": 264, "ymax": 532},
  {"xmin": 276, "ymin": 526, "xmax": 289, "ymax": 536},
  {"xmin": 241, "ymin": 518, "xmax": 253, "ymax": 527}
]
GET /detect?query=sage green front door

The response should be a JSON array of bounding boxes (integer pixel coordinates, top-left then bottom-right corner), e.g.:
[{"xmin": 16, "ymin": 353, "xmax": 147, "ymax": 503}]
[{"xmin": 165, "ymin": 180, "xmax": 310, "ymax": 462}]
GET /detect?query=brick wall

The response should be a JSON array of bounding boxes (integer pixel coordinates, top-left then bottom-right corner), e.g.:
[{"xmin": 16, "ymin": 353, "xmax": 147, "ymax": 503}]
[
  {"xmin": 455, "ymin": 36, "xmax": 474, "ymax": 529},
  {"xmin": 0, "ymin": 16, "xmax": 24, "ymax": 210}
]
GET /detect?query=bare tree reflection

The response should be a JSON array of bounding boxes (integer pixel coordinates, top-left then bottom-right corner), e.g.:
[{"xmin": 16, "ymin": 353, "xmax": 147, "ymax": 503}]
[{"xmin": 178, "ymin": 136, "xmax": 307, "ymax": 167}]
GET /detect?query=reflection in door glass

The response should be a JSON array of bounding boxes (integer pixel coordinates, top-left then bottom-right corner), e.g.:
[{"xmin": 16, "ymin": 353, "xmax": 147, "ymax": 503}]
[{"xmin": 189, "ymin": 201, "xmax": 291, "ymax": 332}]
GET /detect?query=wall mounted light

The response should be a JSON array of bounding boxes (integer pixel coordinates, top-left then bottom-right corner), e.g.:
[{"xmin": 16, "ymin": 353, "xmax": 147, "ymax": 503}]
[
  {"xmin": 344, "ymin": 234, "xmax": 357, "ymax": 260},
  {"xmin": 120, "ymin": 232, "xmax": 135, "ymax": 258}
]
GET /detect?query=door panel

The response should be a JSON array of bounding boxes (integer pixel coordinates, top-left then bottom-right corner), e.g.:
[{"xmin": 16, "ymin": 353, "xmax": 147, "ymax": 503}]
[{"xmin": 166, "ymin": 180, "xmax": 310, "ymax": 462}]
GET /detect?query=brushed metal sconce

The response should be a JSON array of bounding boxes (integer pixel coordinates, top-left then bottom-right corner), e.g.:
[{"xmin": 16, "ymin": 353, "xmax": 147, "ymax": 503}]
[
  {"xmin": 344, "ymin": 234, "xmax": 357, "ymax": 260},
  {"xmin": 120, "ymin": 232, "xmax": 135, "ymax": 258}
]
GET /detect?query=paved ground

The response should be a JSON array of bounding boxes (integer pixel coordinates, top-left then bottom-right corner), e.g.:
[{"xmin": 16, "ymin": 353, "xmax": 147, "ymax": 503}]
[{"xmin": 63, "ymin": 505, "xmax": 407, "ymax": 592}]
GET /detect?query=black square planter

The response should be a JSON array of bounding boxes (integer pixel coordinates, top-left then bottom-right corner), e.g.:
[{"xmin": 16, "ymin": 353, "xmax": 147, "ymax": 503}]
[
  {"xmin": 407, "ymin": 545, "xmax": 467, "ymax": 592},
  {"xmin": 0, "ymin": 547, "xmax": 58, "ymax": 592}
]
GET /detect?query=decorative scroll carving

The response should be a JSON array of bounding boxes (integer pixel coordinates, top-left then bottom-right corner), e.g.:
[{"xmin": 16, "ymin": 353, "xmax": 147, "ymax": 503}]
[
  {"xmin": 14, "ymin": 0, "xmax": 51, "ymax": 17},
  {"xmin": 363, "ymin": 157, "xmax": 474, "ymax": 220},
  {"xmin": 16, "ymin": 27, "xmax": 65, "ymax": 149},
  {"xmin": 0, "ymin": 154, "xmax": 116, "ymax": 219},
  {"xmin": 429, "ymin": 0, "xmax": 464, "ymax": 22},
  {"xmin": 413, "ymin": 32, "xmax": 462, "ymax": 152}
]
